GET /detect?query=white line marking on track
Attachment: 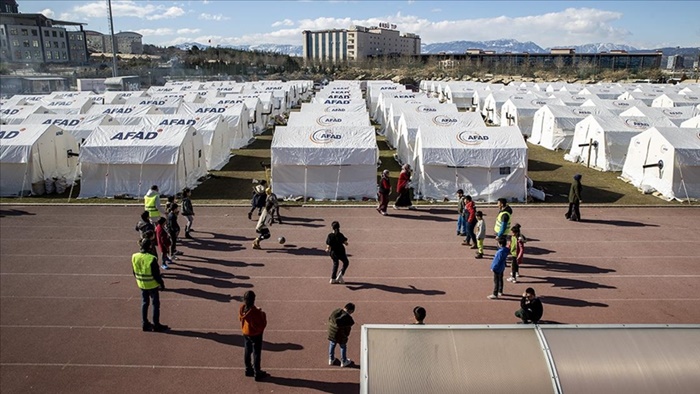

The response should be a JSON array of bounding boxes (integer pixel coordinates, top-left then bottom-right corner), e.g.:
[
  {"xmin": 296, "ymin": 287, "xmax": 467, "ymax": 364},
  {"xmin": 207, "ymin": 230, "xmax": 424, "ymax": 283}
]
[
  {"xmin": 1, "ymin": 296, "xmax": 699, "ymax": 302},
  {"xmin": 0, "ymin": 363, "xmax": 354, "ymax": 372}
]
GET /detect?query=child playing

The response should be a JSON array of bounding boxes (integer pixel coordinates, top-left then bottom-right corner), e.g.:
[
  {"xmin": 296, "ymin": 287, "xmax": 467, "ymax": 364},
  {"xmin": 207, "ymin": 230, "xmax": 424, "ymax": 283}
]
[
  {"xmin": 507, "ymin": 224, "xmax": 525, "ymax": 283},
  {"xmin": 155, "ymin": 217, "xmax": 173, "ymax": 269},
  {"xmin": 474, "ymin": 211, "xmax": 486, "ymax": 259},
  {"xmin": 167, "ymin": 203, "xmax": 183, "ymax": 257},
  {"xmin": 252, "ymin": 206, "xmax": 273, "ymax": 249},
  {"xmin": 488, "ymin": 237, "xmax": 508, "ymax": 299}
]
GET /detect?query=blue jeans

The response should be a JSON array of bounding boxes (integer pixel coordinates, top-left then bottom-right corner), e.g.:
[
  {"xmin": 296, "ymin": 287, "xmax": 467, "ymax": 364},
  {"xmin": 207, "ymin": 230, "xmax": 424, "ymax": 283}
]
[
  {"xmin": 465, "ymin": 221, "xmax": 477, "ymax": 244},
  {"xmin": 329, "ymin": 341, "xmax": 348, "ymax": 362},
  {"xmin": 141, "ymin": 288, "xmax": 160, "ymax": 326},
  {"xmin": 456, "ymin": 215, "xmax": 467, "ymax": 234},
  {"xmin": 244, "ymin": 334, "xmax": 264, "ymax": 373}
]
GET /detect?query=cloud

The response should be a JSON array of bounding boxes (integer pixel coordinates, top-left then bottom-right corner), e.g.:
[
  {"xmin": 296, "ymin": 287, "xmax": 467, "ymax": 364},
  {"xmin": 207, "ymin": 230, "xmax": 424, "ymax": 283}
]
[
  {"xmin": 157, "ymin": 8, "xmax": 636, "ymax": 49},
  {"xmin": 431, "ymin": 8, "xmax": 441, "ymax": 13},
  {"xmin": 40, "ymin": 8, "xmax": 55, "ymax": 18},
  {"xmin": 135, "ymin": 28, "xmax": 174, "ymax": 36},
  {"xmin": 177, "ymin": 28, "xmax": 201, "ymax": 35},
  {"xmin": 199, "ymin": 13, "xmax": 230, "ymax": 21},
  {"xmin": 70, "ymin": 1, "xmax": 185, "ymax": 21},
  {"xmin": 148, "ymin": 6, "xmax": 186, "ymax": 20},
  {"xmin": 272, "ymin": 19, "xmax": 295, "ymax": 28}
]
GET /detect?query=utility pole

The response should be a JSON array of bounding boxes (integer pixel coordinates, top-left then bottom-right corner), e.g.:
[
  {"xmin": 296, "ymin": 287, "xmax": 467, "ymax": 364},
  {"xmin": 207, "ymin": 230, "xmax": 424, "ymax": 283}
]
[{"xmin": 107, "ymin": 0, "xmax": 118, "ymax": 77}]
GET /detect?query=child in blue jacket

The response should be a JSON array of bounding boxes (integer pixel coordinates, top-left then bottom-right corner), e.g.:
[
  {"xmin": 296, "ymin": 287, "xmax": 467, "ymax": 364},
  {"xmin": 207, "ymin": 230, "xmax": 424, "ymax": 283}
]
[{"xmin": 488, "ymin": 237, "xmax": 508, "ymax": 299}]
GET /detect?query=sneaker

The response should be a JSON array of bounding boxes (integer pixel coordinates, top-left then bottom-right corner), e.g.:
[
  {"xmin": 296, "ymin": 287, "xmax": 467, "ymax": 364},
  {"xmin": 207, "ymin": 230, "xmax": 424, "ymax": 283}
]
[
  {"xmin": 381, "ymin": 211, "xmax": 387, "ymax": 216},
  {"xmin": 341, "ymin": 359, "xmax": 353, "ymax": 367},
  {"xmin": 174, "ymin": 250, "xmax": 184, "ymax": 256},
  {"xmin": 392, "ymin": 204, "xmax": 398, "ymax": 210},
  {"xmin": 329, "ymin": 278, "xmax": 338, "ymax": 284},
  {"xmin": 512, "ymin": 278, "xmax": 518, "ymax": 283},
  {"xmin": 336, "ymin": 274, "xmax": 345, "ymax": 284},
  {"xmin": 245, "ymin": 369, "xmax": 255, "ymax": 377},
  {"xmin": 161, "ymin": 264, "xmax": 169, "ymax": 270},
  {"xmin": 142, "ymin": 322, "xmax": 153, "ymax": 332},
  {"xmin": 487, "ymin": 294, "xmax": 498, "ymax": 299},
  {"xmin": 475, "ymin": 253, "xmax": 483, "ymax": 259},
  {"xmin": 329, "ymin": 358, "xmax": 337, "ymax": 366},
  {"xmin": 252, "ymin": 240, "xmax": 261, "ymax": 249},
  {"xmin": 153, "ymin": 324, "xmax": 170, "ymax": 332},
  {"xmin": 507, "ymin": 277, "xmax": 515, "ymax": 282},
  {"xmin": 254, "ymin": 371, "xmax": 269, "ymax": 381},
  {"xmin": 498, "ymin": 292, "xmax": 503, "ymax": 297}
]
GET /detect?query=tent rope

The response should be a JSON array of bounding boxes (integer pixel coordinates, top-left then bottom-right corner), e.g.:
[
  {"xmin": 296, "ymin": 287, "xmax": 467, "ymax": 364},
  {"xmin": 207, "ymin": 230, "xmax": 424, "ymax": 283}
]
[
  {"xmin": 303, "ymin": 166, "xmax": 308, "ymax": 203},
  {"xmin": 334, "ymin": 165, "xmax": 342, "ymax": 201},
  {"xmin": 137, "ymin": 162, "xmax": 144, "ymax": 201},
  {"xmin": 104, "ymin": 163, "xmax": 109, "ymax": 199}
]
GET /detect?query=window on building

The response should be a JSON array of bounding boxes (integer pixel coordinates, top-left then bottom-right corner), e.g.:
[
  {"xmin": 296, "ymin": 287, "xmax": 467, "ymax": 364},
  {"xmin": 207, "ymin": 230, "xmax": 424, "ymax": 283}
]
[
  {"xmin": 61, "ymin": 42, "xmax": 65, "ymax": 48},
  {"xmin": 23, "ymin": 40, "xmax": 29, "ymax": 47},
  {"xmin": 32, "ymin": 40, "xmax": 38, "ymax": 47},
  {"xmin": 53, "ymin": 41, "xmax": 59, "ymax": 48},
  {"xmin": 59, "ymin": 31, "xmax": 64, "ymax": 38},
  {"xmin": 44, "ymin": 30, "xmax": 49, "ymax": 37},
  {"xmin": 12, "ymin": 39, "xmax": 18, "ymax": 46},
  {"xmin": 32, "ymin": 29, "xmax": 37, "ymax": 36},
  {"xmin": 10, "ymin": 28, "xmax": 17, "ymax": 35},
  {"xmin": 0, "ymin": 28, "xmax": 4, "ymax": 35},
  {"xmin": 62, "ymin": 51, "xmax": 67, "ymax": 59},
  {"xmin": 33, "ymin": 50, "xmax": 40, "ymax": 57},
  {"xmin": 54, "ymin": 50, "xmax": 59, "ymax": 59},
  {"xmin": 499, "ymin": 167, "xmax": 512, "ymax": 175},
  {"xmin": 14, "ymin": 50, "xmax": 20, "ymax": 58},
  {"xmin": 45, "ymin": 41, "xmax": 50, "ymax": 48},
  {"xmin": 24, "ymin": 50, "xmax": 30, "ymax": 59},
  {"xmin": 21, "ymin": 28, "xmax": 28, "ymax": 36},
  {"xmin": 52, "ymin": 31, "xmax": 57, "ymax": 37},
  {"xmin": 46, "ymin": 51, "xmax": 52, "ymax": 59}
]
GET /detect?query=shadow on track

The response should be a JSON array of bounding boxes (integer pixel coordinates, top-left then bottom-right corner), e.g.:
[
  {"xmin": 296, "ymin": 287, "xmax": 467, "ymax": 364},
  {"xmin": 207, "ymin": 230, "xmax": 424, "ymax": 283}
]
[
  {"xmin": 167, "ymin": 330, "xmax": 303, "ymax": 352},
  {"xmin": 525, "ymin": 258, "xmax": 616, "ymax": 275},
  {"xmin": 263, "ymin": 376, "xmax": 359, "ymax": 394},
  {"xmin": 540, "ymin": 295, "xmax": 609, "ymax": 308},
  {"xmin": 0, "ymin": 209, "xmax": 36, "ymax": 217},
  {"xmin": 345, "ymin": 282, "xmax": 446, "ymax": 295},
  {"xmin": 275, "ymin": 216, "xmax": 325, "ymax": 228},
  {"xmin": 523, "ymin": 275, "xmax": 617, "ymax": 290},
  {"xmin": 578, "ymin": 219, "xmax": 659, "ymax": 227}
]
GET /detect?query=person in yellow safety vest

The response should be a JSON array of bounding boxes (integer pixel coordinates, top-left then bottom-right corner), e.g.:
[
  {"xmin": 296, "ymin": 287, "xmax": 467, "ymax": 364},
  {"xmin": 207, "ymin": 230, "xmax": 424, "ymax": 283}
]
[
  {"xmin": 132, "ymin": 238, "xmax": 169, "ymax": 332},
  {"xmin": 494, "ymin": 198, "xmax": 513, "ymax": 240},
  {"xmin": 144, "ymin": 185, "xmax": 164, "ymax": 223}
]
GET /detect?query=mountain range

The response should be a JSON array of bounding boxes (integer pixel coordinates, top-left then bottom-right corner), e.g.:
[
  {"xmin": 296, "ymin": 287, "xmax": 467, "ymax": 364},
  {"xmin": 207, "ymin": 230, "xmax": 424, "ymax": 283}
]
[{"xmin": 173, "ymin": 39, "xmax": 698, "ymax": 64}]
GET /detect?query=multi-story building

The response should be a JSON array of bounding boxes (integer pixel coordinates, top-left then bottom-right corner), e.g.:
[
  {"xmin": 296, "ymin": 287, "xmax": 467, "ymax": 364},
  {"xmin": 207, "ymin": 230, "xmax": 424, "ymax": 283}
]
[
  {"xmin": 0, "ymin": 2, "xmax": 88, "ymax": 65},
  {"xmin": 303, "ymin": 24, "xmax": 420, "ymax": 63},
  {"xmin": 84, "ymin": 30, "xmax": 143, "ymax": 54}
]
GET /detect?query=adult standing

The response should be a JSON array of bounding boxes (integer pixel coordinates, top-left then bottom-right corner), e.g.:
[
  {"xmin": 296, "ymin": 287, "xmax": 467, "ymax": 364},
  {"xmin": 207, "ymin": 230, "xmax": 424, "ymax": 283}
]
[
  {"xmin": 144, "ymin": 185, "xmax": 164, "ymax": 224},
  {"xmin": 239, "ymin": 290, "xmax": 268, "ymax": 381},
  {"xmin": 493, "ymin": 198, "xmax": 513, "ymax": 241},
  {"xmin": 566, "ymin": 174, "xmax": 582, "ymax": 221},
  {"xmin": 132, "ymin": 238, "xmax": 168, "ymax": 332},
  {"xmin": 327, "ymin": 303, "xmax": 356, "ymax": 367},
  {"xmin": 180, "ymin": 187, "xmax": 195, "ymax": 238},
  {"xmin": 326, "ymin": 221, "xmax": 350, "ymax": 284},
  {"xmin": 463, "ymin": 195, "xmax": 477, "ymax": 248},
  {"xmin": 377, "ymin": 169, "xmax": 391, "ymax": 216},
  {"xmin": 393, "ymin": 164, "xmax": 416, "ymax": 210},
  {"xmin": 456, "ymin": 189, "xmax": 467, "ymax": 236}
]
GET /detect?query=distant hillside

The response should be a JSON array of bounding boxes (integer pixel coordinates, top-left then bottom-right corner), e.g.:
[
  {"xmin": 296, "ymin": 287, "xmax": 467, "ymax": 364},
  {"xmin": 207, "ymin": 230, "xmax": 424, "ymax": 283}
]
[
  {"xmin": 174, "ymin": 42, "xmax": 303, "ymax": 57},
  {"xmin": 421, "ymin": 39, "xmax": 546, "ymax": 54}
]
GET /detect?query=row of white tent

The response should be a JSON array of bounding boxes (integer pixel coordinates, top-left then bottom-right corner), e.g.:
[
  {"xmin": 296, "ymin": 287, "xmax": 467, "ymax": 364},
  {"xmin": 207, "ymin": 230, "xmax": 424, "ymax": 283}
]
[
  {"xmin": 418, "ymin": 80, "xmax": 700, "ymax": 201},
  {"xmin": 271, "ymin": 81, "xmax": 379, "ymax": 200},
  {"xmin": 369, "ymin": 82, "xmax": 528, "ymax": 202},
  {"xmin": 0, "ymin": 80, "xmax": 314, "ymax": 198}
]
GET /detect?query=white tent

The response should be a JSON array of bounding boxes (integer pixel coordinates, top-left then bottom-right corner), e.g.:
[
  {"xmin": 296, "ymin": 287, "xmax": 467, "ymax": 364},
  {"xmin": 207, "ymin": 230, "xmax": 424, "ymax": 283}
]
[
  {"xmin": 483, "ymin": 91, "xmax": 541, "ymax": 125},
  {"xmin": 547, "ymin": 92, "xmax": 590, "ymax": 106},
  {"xmin": 621, "ymin": 127, "xmax": 700, "ymax": 201},
  {"xmin": 40, "ymin": 97, "xmax": 94, "ymax": 115},
  {"xmin": 619, "ymin": 106, "xmax": 695, "ymax": 127},
  {"xmin": 530, "ymin": 105, "xmax": 612, "ymax": 151},
  {"xmin": 565, "ymin": 115, "xmax": 675, "ymax": 171},
  {"xmin": 301, "ymin": 102, "xmax": 368, "ymax": 113},
  {"xmin": 384, "ymin": 98, "xmax": 444, "ymax": 141},
  {"xmin": 652, "ymin": 93, "xmax": 700, "ymax": 108},
  {"xmin": 271, "ymin": 125, "xmax": 378, "ymax": 200},
  {"xmin": 617, "ymin": 91, "xmax": 662, "ymax": 106},
  {"xmin": 578, "ymin": 85, "xmax": 625, "ymax": 100},
  {"xmin": 287, "ymin": 112, "xmax": 370, "ymax": 127},
  {"xmin": 501, "ymin": 97, "xmax": 564, "ymax": 137},
  {"xmin": 178, "ymin": 102, "xmax": 253, "ymax": 149},
  {"xmin": 21, "ymin": 114, "xmax": 117, "ymax": 144},
  {"xmin": 580, "ymin": 98, "xmax": 647, "ymax": 115},
  {"xmin": 211, "ymin": 95, "xmax": 266, "ymax": 134},
  {"xmin": 681, "ymin": 116, "xmax": 700, "ymax": 128},
  {"xmin": 396, "ymin": 111, "xmax": 484, "ymax": 170},
  {"xmin": 124, "ymin": 96, "xmax": 182, "ymax": 114},
  {"xmin": 0, "ymin": 124, "xmax": 79, "ymax": 196},
  {"xmin": 141, "ymin": 115, "xmax": 230, "ymax": 171},
  {"xmin": 87, "ymin": 104, "xmax": 164, "ymax": 119},
  {"xmin": 102, "ymin": 90, "xmax": 147, "ymax": 105},
  {"xmin": 78, "ymin": 124, "xmax": 206, "ymax": 198},
  {"xmin": 413, "ymin": 125, "xmax": 528, "ymax": 202},
  {"xmin": 1, "ymin": 105, "xmax": 54, "ymax": 125}
]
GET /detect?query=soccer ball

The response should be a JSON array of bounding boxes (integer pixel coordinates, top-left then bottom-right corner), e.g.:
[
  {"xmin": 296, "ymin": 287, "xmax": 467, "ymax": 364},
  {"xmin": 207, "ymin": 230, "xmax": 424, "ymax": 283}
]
[{"xmin": 278, "ymin": 236, "xmax": 286, "ymax": 244}]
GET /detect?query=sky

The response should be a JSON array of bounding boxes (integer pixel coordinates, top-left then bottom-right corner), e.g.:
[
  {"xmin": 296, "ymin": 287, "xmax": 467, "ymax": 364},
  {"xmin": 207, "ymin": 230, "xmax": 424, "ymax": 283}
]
[{"xmin": 20, "ymin": 0, "xmax": 700, "ymax": 49}]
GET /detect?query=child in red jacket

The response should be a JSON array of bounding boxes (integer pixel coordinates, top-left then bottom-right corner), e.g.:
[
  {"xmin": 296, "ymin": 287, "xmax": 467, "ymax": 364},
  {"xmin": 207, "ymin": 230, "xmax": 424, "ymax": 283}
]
[
  {"xmin": 155, "ymin": 217, "xmax": 172, "ymax": 270},
  {"xmin": 239, "ymin": 291, "xmax": 268, "ymax": 381}
]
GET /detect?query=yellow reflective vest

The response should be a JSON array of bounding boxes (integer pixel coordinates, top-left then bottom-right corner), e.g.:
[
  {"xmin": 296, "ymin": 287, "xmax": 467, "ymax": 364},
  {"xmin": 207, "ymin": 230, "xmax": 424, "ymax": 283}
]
[
  {"xmin": 144, "ymin": 195, "xmax": 159, "ymax": 219},
  {"xmin": 132, "ymin": 252, "xmax": 160, "ymax": 290},
  {"xmin": 494, "ymin": 210, "xmax": 512, "ymax": 237}
]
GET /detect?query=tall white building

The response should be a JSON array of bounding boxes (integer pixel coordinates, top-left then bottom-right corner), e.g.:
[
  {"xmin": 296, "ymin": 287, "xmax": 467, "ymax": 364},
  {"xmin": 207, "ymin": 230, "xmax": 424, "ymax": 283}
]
[{"xmin": 302, "ymin": 25, "xmax": 420, "ymax": 63}]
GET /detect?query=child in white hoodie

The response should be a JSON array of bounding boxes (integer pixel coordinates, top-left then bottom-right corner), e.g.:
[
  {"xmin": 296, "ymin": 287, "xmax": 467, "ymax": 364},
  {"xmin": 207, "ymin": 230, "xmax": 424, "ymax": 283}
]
[{"xmin": 474, "ymin": 211, "xmax": 486, "ymax": 259}]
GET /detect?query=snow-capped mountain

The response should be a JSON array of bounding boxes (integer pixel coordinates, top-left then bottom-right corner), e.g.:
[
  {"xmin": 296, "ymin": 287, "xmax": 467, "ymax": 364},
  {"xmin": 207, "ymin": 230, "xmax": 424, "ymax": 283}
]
[
  {"xmin": 564, "ymin": 43, "xmax": 640, "ymax": 53},
  {"xmin": 421, "ymin": 39, "xmax": 546, "ymax": 54},
  {"xmin": 173, "ymin": 42, "xmax": 303, "ymax": 56}
]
